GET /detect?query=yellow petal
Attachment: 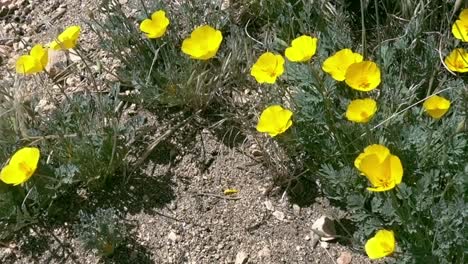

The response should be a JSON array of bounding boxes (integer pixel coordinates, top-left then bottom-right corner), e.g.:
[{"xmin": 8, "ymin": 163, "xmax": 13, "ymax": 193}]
[
  {"xmin": 140, "ymin": 10, "xmax": 169, "ymax": 39},
  {"xmin": 359, "ymin": 154, "xmax": 387, "ymax": 186},
  {"xmin": 16, "ymin": 55, "xmax": 41, "ymax": 74},
  {"xmin": 256, "ymin": 105, "xmax": 293, "ymax": 137},
  {"xmin": 29, "ymin": 44, "xmax": 48, "ymax": 69},
  {"xmin": 444, "ymin": 48, "xmax": 468, "ymax": 73},
  {"xmin": 0, "ymin": 164, "xmax": 28, "ymax": 185},
  {"xmin": 345, "ymin": 61, "xmax": 381, "ymax": 91},
  {"xmin": 452, "ymin": 19, "xmax": 468, "ymax": 42},
  {"xmin": 223, "ymin": 189, "xmax": 239, "ymax": 195},
  {"xmin": 285, "ymin": 47, "xmax": 304, "ymax": 62},
  {"xmin": 285, "ymin": 35, "xmax": 317, "ymax": 62},
  {"xmin": 365, "ymin": 230, "xmax": 395, "ymax": 259},
  {"xmin": 355, "ymin": 144, "xmax": 402, "ymax": 192},
  {"xmin": 345, "ymin": 98, "xmax": 377, "ymax": 123},
  {"xmin": 423, "ymin": 95, "xmax": 451, "ymax": 119},
  {"xmin": 140, "ymin": 19, "xmax": 155, "ymax": 34},
  {"xmin": 389, "ymin": 155, "xmax": 403, "ymax": 185},
  {"xmin": 250, "ymin": 52, "xmax": 285, "ymax": 84},
  {"xmin": 1, "ymin": 147, "xmax": 40, "ymax": 185},
  {"xmin": 354, "ymin": 144, "xmax": 390, "ymax": 169},
  {"xmin": 51, "ymin": 25, "xmax": 81, "ymax": 50},
  {"xmin": 181, "ymin": 25, "xmax": 222, "ymax": 60},
  {"xmin": 322, "ymin": 49, "xmax": 363, "ymax": 81}
]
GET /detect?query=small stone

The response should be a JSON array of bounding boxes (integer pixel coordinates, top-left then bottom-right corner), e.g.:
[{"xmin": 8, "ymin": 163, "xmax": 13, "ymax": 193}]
[
  {"xmin": 251, "ymin": 148, "xmax": 262, "ymax": 157},
  {"xmin": 272, "ymin": 210, "xmax": 285, "ymax": 221},
  {"xmin": 167, "ymin": 231, "xmax": 178, "ymax": 242},
  {"xmin": 69, "ymin": 50, "xmax": 81, "ymax": 63},
  {"xmin": 292, "ymin": 204, "xmax": 301, "ymax": 216},
  {"xmin": 337, "ymin": 251, "xmax": 352, "ymax": 264},
  {"xmin": 319, "ymin": 241, "xmax": 329, "ymax": 249},
  {"xmin": 311, "ymin": 216, "xmax": 336, "ymax": 241},
  {"xmin": 235, "ymin": 251, "xmax": 248, "ymax": 264},
  {"xmin": 304, "ymin": 235, "xmax": 310, "ymax": 241},
  {"xmin": 257, "ymin": 246, "xmax": 270, "ymax": 258},
  {"xmin": 310, "ymin": 232, "xmax": 320, "ymax": 249},
  {"xmin": 264, "ymin": 200, "xmax": 274, "ymax": 211},
  {"xmin": 168, "ymin": 201, "xmax": 177, "ymax": 210}
]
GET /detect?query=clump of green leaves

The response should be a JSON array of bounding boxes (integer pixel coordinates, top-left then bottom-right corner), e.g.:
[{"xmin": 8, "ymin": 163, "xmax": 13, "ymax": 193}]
[
  {"xmin": 0, "ymin": 55, "xmax": 132, "ymax": 239},
  {"xmin": 242, "ymin": 0, "xmax": 467, "ymax": 263},
  {"xmin": 76, "ymin": 208, "xmax": 126, "ymax": 257},
  {"xmin": 89, "ymin": 0, "xmax": 253, "ymax": 111}
]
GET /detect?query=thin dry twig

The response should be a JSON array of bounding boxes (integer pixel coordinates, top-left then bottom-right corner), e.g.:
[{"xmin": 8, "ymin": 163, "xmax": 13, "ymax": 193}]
[{"xmin": 193, "ymin": 192, "xmax": 242, "ymax": 200}]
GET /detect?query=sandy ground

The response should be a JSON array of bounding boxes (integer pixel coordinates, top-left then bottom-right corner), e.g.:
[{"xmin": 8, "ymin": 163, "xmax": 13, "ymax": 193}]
[{"xmin": 0, "ymin": 0, "xmax": 374, "ymax": 263}]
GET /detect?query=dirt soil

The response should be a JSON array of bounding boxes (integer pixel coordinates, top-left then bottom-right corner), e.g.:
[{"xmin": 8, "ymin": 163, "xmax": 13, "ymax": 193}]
[{"xmin": 0, "ymin": 0, "xmax": 374, "ymax": 263}]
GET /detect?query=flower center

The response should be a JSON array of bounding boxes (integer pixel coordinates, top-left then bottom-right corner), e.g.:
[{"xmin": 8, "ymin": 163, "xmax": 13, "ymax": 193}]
[
  {"xmin": 18, "ymin": 162, "xmax": 33, "ymax": 176},
  {"xmin": 359, "ymin": 81, "xmax": 370, "ymax": 89}
]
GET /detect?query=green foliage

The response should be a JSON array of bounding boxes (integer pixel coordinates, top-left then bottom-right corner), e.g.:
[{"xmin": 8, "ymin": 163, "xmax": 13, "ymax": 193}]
[
  {"xmin": 89, "ymin": 0, "xmax": 253, "ymax": 111},
  {"xmin": 0, "ymin": 64, "xmax": 131, "ymax": 239},
  {"xmin": 248, "ymin": 0, "xmax": 467, "ymax": 263},
  {"xmin": 76, "ymin": 208, "xmax": 126, "ymax": 257}
]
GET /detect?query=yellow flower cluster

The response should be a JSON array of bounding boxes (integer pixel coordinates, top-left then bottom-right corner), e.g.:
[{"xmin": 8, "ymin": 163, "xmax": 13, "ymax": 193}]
[
  {"xmin": 250, "ymin": 35, "xmax": 318, "ymax": 84},
  {"xmin": 251, "ymin": 28, "xmax": 454, "ymax": 259},
  {"xmin": 139, "ymin": 10, "xmax": 223, "ymax": 61},
  {"xmin": 445, "ymin": 9, "xmax": 468, "ymax": 73},
  {"xmin": 16, "ymin": 25, "xmax": 81, "ymax": 75},
  {"xmin": 321, "ymin": 49, "xmax": 381, "ymax": 123}
]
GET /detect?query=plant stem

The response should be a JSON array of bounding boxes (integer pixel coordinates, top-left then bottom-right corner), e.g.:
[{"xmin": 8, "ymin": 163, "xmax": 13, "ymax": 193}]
[{"xmin": 360, "ymin": 0, "xmax": 367, "ymax": 58}]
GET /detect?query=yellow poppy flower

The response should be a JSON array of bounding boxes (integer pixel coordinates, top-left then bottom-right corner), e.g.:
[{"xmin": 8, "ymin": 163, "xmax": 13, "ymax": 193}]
[
  {"xmin": 444, "ymin": 48, "xmax": 468, "ymax": 73},
  {"xmin": 322, "ymin": 49, "xmax": 363, "ymax": 81},
  {"xmin": 354, "ymin": 144, "xmax": 403, "ymax": 192},
  {"xmin": 285, "ymin": 35, "xmax": 318, "ymax": 62},
  {"xmin": 452, "ymin": 18, "xmax": 468, "ymax": 42},
  {"xmin": 250, "ymin": 52, "xmax": 285, "ymax": 84},
  {"xmin": 181, "ymin": 25, "xmax": 223, "ymax": 60},
  {"xmin": 15, "ymin": 44, "xmax": 48, "ymax": 74},
  {"xmin": 365, "ymin": 229, "xmax": 396, "ymax": 259},
  {"xmin": 139, "ymin": 10, "xmax": 170, "ymax": 39},
  {"xmin": 423, "ymin": 95, "xmax": 451, "ymax": 119},
  {"xmin": 50, "ymin": 25, "xmax": 81, "ymax": 50},
  {"xmin": 0, "ymin": 147, "xmax": 40, "ymax": 185},
  {"xmin": 256, "ymin": 105, "xmax": 293, "ymax": 137},
  {"xmin": 345, "ymin": 98, "xmax": 377, "ymax": 123},
  {"xmin": 345, "ymin": 61, "xmax": 381, "ymax": 92}
]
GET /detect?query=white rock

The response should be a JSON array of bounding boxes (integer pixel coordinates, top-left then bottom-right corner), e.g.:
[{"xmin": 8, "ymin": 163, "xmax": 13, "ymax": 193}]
[
  {"xmin": 311, "ymin": 216, "xmax": 336, "ymax": 241},
  {"xmin": 264, "ymin": 200, "xmax": 274, "ymax": 211},
  {"xmin": 319, "ymin": 241, "xmax": 329, "ymax": 249},
  {"xmin": 235, "ymin": 251, "xmax": 248, "ymax": 264},
  {"xmin": 272, "ymin": 210, "xmax": 285, "ymax": 221},
  {"xmin": 167, "ymin": 231, "xmax": 178, "ymax": 242},
  {"xmin": 257, "ymin": 246, "xmax": 271, "ymax": 258},
  {"xmin": 292, "ymin": 204, "xmax": 301, "ymax": 216}
]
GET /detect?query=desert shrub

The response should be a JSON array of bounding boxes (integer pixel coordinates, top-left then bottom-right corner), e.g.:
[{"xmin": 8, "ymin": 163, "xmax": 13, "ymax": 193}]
[
  {"xmin": 246, "ymin": 0, "xmax": 467, "ymax": 262},
  {"xmin": 77, "ymin": 208, "xmax": 126, "ymax": 257},
  {"xmin": 89, "ymin": 0, "xmax": 254, "ymax": 111},
  {"xmin": 0, "ymin": 30, "xmax": 131, "ymax": 239}
]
